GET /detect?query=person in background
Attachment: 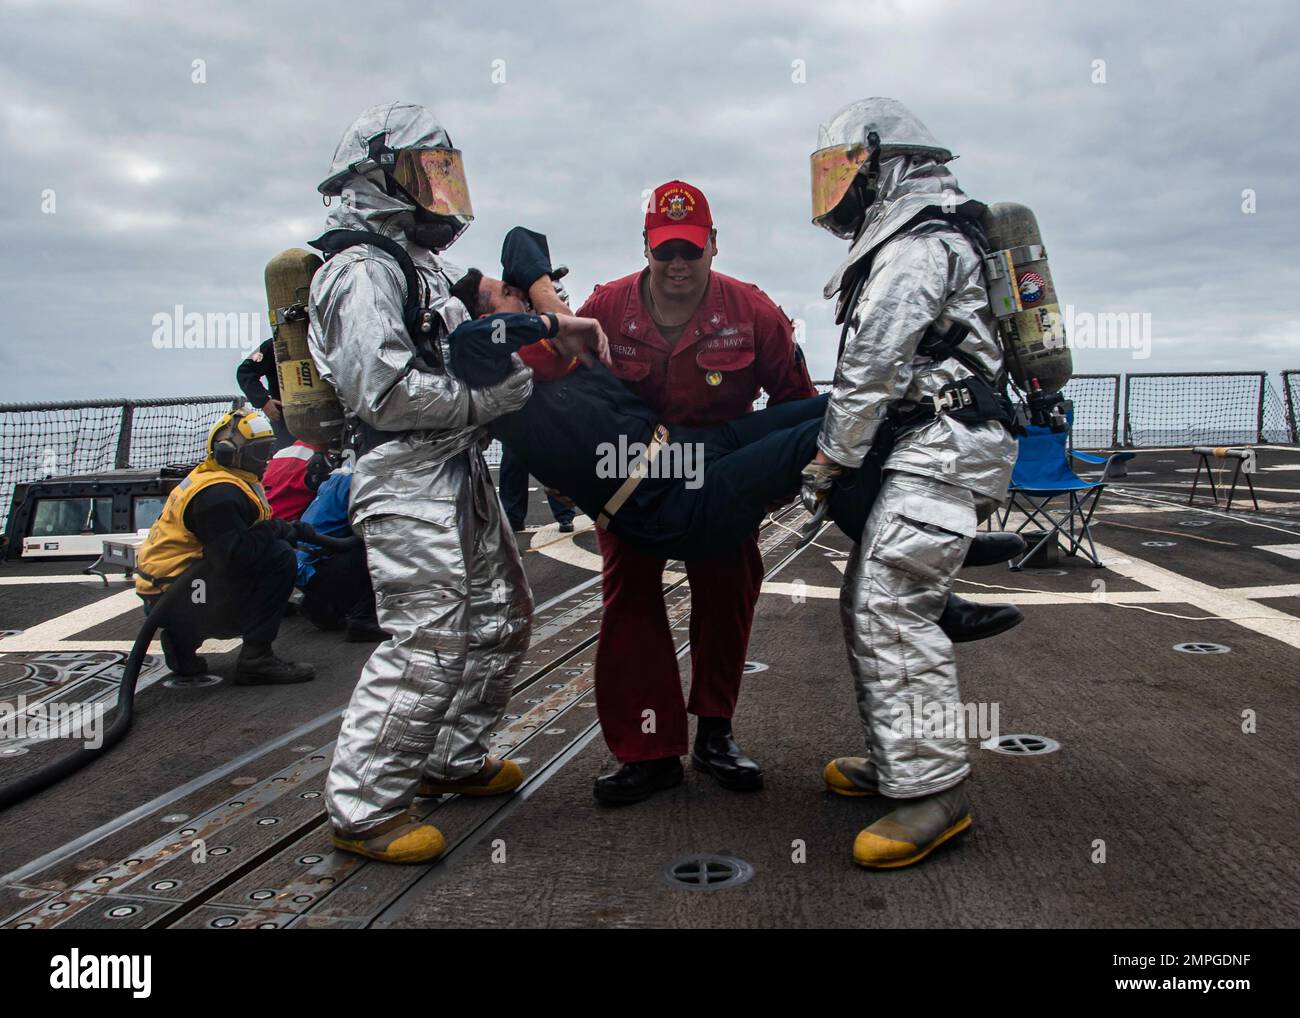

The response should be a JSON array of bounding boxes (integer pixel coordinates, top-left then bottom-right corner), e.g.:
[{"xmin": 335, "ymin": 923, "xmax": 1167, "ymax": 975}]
[
  {"xmin": 263, "ymin": 439, "xmax": 329, "ymax": 521},
  {"xmin": 133, "ymin": 408, "xmax": 316, "ymax": 686},
  {"xmin": 295, "ymin": 464, "xmax": 386, "ymax": 643},
  {"xmin": 237, "ymin": 338, "xmax": 294, "ymax": 450}
]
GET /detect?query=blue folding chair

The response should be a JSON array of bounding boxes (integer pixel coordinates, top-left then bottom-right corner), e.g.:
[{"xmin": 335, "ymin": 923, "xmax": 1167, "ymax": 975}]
[{"xmin": 996, "ymin": 423, "xmax": 1135, "ymax": 570}]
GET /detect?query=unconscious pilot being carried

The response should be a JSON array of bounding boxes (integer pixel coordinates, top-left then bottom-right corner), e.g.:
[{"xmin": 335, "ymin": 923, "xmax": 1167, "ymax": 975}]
[{"xmin": 443, "ymin": 229, "xmax": 1026, "ymax": 645}]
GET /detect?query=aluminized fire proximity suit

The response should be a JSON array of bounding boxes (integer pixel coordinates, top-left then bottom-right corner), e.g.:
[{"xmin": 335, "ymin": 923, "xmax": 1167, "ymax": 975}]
[
  {"xmin": 308, "ymin": 104, "xmax": 534, "ymax": 838},
  {"xmin": 814, "ymin": 99, "xmax": 1018, "ymax": 800}
]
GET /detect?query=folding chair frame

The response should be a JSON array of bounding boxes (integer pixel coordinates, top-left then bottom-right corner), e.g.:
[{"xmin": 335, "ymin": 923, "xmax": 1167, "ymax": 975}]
[
  {"xmin": 997, "ymin": 485, "xmax": 1106, "ymax": 570},
  {"xmin": 994, "ymin": 450, "xmax": 1135, "ymax": 571}
]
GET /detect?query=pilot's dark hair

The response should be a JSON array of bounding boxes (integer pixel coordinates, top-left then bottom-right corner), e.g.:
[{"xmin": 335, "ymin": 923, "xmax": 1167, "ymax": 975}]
[{"xmin": 450, "ymin": 267, "xmax": 485, "ymax": 318}]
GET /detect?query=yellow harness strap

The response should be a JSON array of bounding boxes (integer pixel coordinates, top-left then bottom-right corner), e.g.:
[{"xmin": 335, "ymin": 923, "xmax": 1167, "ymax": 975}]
[{"xmin": 596, "ymin": 424, "xmax": 670, "ymax": 531}]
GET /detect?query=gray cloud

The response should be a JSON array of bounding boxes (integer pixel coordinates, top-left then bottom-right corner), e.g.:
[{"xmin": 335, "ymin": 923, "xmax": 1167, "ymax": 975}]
[{"xmin": 0, "ymin": 0, "xmax": 1296, "ymax": 403}]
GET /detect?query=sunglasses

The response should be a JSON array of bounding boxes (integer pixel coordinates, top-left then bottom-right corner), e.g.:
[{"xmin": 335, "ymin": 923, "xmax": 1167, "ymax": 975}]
[{"xmin": 650, "ymin": 240, "xmax": 706, "ymax": 262}]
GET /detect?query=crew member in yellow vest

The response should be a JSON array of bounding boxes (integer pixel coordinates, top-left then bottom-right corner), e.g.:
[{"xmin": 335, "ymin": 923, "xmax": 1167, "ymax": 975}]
[{"xmin": 135, "ymin": 409, "xmax": 315, "ymax": 686}]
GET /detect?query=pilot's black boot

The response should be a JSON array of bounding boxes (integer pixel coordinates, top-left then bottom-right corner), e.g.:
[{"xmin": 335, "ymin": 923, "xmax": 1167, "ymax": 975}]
[
  {"xmin": 593, "ymin": 757, "xmax": 683, "ymax": 805},
  {"xmin": 939, "ymin": 594, "xmax": 1023, "ymax": 644},
  {"xmin": 962, "ymin": 532, "xmax": 1026, "ymax": 568},
  {"xmin": 691, "ymin": 717, "xmax": 764, "ymax": 791},
  {"xmin": 234, "ymin": 641, "xmax": 315, "ymax": 686}
]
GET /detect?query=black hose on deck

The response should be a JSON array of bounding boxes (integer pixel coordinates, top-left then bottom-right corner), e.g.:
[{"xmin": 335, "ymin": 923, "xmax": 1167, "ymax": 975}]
[{"xmin": 0, "ymin": 525, "xmax": 361, "ymax": 812}]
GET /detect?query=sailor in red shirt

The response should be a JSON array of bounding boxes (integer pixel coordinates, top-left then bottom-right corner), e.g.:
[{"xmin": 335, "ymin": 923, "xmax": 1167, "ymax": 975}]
[
  {"xmin": 262, "ymin": 439, "xmax": 328, "ymax": 521},
  {"xmin": 576, "ymin": 180, "xmax": 816, "ymax": 804}
]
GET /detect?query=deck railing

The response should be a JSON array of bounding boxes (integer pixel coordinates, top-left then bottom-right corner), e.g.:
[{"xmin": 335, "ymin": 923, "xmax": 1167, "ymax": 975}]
[{"xmin": 4, "ymin": 371, "xmax": 1297, "ymax": 534}]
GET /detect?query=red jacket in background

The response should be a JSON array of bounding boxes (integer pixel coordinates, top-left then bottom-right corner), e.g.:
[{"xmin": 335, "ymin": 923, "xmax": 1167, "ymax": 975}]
[
  {"xmin": 262, "ymin": 440, "xmax": 321, "ymax": 521},
  {"xmin": 576, "ymin": 269, "xmax": 815, "ymax": 428}
]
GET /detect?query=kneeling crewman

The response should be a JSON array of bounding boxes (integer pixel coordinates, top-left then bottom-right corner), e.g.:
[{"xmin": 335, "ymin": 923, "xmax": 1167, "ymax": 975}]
[{"xmin": 134, "ymin": 408, "xmax": 316, "ymax": 686}]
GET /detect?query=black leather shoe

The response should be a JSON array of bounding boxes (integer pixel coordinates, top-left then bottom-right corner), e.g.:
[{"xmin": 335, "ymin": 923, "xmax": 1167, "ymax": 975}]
[
  {"xmin": 963, "ymin": 532, "xmax": 1026, "ymax": 568},
  {"xmin": 233, "ymin": 653, "xmax": 316, "ymax": 686},
  {"xmin": 939, "ymin": 594, "xmax": 1023, "ymax": 643},
  {"xmin": 344, "ymin": 620, "xmax": 389, "ymax": 643},
  {"xmin": 593, "ymin": 757, "xmax": 683, "ymax": 805},
  {"xmin": 300, "ymin": 600, "xmax": 345, "ymax": 632},
  {"xmin": 692, "ymin": 727, "xmax": 764, "ymax": 792}
]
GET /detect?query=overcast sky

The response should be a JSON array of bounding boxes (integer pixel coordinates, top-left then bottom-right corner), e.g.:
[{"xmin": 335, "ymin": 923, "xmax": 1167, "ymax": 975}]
[{"xmin": 0, "ymin": 0, "xmax": 1296, "ymax": 403}]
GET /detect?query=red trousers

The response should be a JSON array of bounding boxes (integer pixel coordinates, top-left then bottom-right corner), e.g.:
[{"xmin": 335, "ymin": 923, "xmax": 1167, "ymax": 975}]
[{"xmin": 594, "ymin": 527, "xmax": 764, "ymax": 762}]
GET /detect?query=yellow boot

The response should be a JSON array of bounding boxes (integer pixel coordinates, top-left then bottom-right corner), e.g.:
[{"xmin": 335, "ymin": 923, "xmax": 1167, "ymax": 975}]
[
  {"xmin": 823, "ymin": 756, "xmax": 880, "ymax": 797},
  {"xmin": 416, "ymin": 756, "xmax": 524, "ymax": 798},
  {"xmin": 852, "ymin": 781, "xmax": 972, "ymax": 869},
  {"xmin": 332, "ymin": 811, "xmax": 446, "ymax": 864}
]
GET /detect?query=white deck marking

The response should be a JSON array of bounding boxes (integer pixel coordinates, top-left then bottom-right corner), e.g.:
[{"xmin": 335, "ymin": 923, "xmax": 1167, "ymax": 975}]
[
  {"xmin": 1256, "ymin": 544, "xmax": 1300, "ymax": 561},
  {"xmin": 758, "ymin": 539, "xmax": 1300, "ymax": 649},
  {"xmin": 1225, "ymin": 584, "xmax": 1300, "ymax": 599},
  {"xmin": 0, "ymin": 638, "xmax": 241, "ymax": 653},
  {"xmin": 0, "ymin": 587, "xmax": 239, "ymax": 654},
  {"xmin": 529, "ymin": 516, "xmax": 686, "ymax": 580},
  {"xmin": 0, "ymin": 589, "xmax": 141, "ymax": 649},
  {"xmin": 1090, "ymin": 540, "xmax": 1300, "ymax": 649},
  {"xmin": 0, "ymin": 575, "xmax": 133, "ymax": 586}
]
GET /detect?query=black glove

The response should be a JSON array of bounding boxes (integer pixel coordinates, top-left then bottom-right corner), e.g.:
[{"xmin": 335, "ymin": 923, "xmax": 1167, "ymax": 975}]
[
  {"xmin": 500, "ymin": 226, "xmax": 553, "ymax": 291},
  {"xmin": 304, "ymin": 451, "xmax": 331, "ymax": 492},
  {"xmin": 257, "ymin": 517, "xmax": 298, "ymax": 546}
]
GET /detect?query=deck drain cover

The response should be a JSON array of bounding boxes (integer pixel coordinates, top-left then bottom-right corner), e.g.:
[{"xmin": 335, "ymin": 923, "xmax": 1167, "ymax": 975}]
[
  {"xmin": 662, "ymin": 854, "xmax": 754, "ymax": 891},
  {"xmin": 982, "ymin": 733, "xmax": 1060, "ymax": 756},
  {"xmin": 1175, "ymin": 642, "xmax": 1231, "ymax": 654},
  {"xmin": 742, "ymin": 661, "xmax": 768, "ymax": 675},
  {"xmin": 1178, "ymin": 520, "xmax": 1212, "ymax": 527},
  {"xmin": 1141, "ymin": 540, "xmax": 1176, "ymax": 548},
  {"xmin": 163, "ymin": 673, "xmax": 223, "ymax": 689},
  {"xmin": 1021, "ymin": 568, "xmax": 1066, "ymax": 577}
]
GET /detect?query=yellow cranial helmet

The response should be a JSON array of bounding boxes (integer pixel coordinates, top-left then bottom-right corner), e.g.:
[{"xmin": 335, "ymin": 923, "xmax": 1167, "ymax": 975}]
[{"xmin": 207, "ymin": 408, "xmax": 276, "ymax": 474}]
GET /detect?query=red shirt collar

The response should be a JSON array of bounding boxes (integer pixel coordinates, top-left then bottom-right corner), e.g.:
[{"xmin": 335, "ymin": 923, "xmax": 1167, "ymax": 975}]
[{"xmin": 622, "ymin": 269, "xmax": 727, "ymax": 350}]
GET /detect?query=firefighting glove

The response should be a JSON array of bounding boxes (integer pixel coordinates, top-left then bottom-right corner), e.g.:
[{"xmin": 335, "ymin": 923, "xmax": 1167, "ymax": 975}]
[
  {"xmin": 469, "ymin": 354, "xmax": 534, "ymax": 425},
  {"xmin": 800, "ymin": 459, "xmax": 844, "ymax": 515}
]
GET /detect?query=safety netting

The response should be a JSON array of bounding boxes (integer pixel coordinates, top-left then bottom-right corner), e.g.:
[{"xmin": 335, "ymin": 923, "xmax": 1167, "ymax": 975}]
[
  {"xmin": 1062, "ymin": 374, "xmax": 1120, "ymax": 449},
  {"xmin": 125, "ymin": 400, "xmax": 241, "ymax": 470},
  {"xmin": 0, "ymin": 396, "xmax": 238, "ymax": 534},
  {"xmin": 1284, "ymin": 370, "xmax": 1300, "ymax": 444},
  {"xmin": 1123, "ymin": 373, "xmax": 1290, "ymax": 447}
]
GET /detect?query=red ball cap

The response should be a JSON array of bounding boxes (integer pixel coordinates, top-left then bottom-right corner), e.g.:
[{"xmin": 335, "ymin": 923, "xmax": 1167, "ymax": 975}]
[{"xmin": 645, "ymin": 180, "xmax": 712, "ymax": 250}]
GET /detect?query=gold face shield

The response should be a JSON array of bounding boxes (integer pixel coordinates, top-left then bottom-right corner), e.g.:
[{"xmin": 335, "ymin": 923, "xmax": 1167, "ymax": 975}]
[
  {"xmin": 810, "ymin": 142, "xmax": 873, "ymax": 224},
  {"xmin": 392, "ymin": 147, "xmax": 474, "ymax": 220}
]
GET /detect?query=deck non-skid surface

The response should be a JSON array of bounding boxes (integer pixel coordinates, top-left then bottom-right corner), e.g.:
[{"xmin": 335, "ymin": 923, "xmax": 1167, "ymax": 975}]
[{"xmin": 1, "ymin": 451, "xmax": 1298, "ymax": 928}]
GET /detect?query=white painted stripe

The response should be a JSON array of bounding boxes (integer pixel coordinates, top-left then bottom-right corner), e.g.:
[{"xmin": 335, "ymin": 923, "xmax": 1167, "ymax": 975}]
[
  {"xmin": 0, "ymin": 589, "xmax": 142, "ymax": 649},
  {"xmin": 1256, "ymin": 544, "xmax": 1300, "ymax": 561},
  {"xmin": 1092, "ymin": 540, "xmax": 1300, "ymax": 649},
  {"xmin": 1226, "ymin": 584, "xmax": 1300, "ymax": 599},
  {"xmin": 0, "ymin": 582, "xmax": 244, "ymax": 654},
  {"xmin": 0, "ymin": 638, "xmax": 241, "ymax": 654},
  {"xmin": 0, "ymin": 575, "xmax": 133, "ymax": 586},
  {"xmin": 528, "ymin": 515, "xmax": 685, "ymax": 581}
]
